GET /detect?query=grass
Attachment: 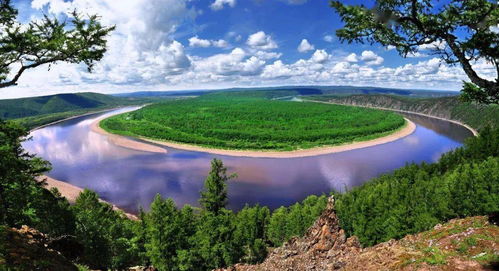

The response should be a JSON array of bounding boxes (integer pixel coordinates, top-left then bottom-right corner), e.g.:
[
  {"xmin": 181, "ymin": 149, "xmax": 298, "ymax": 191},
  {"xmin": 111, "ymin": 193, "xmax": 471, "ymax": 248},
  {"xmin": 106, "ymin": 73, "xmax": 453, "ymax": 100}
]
[{"xmin": 100, "ymin": 92, "xmax": 406, "ymax": 151}]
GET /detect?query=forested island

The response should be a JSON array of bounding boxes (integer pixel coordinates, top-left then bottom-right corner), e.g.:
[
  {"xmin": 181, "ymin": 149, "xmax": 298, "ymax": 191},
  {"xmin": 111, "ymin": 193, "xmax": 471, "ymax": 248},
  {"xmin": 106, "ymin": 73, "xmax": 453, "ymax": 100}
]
[{"xmin": 100, "ymin": 92, "xmax": 406, "ymax": 152}]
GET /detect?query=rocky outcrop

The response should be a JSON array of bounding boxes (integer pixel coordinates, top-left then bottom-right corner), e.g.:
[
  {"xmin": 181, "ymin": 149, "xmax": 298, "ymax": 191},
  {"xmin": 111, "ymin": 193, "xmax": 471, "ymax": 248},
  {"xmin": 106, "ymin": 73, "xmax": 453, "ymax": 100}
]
[
  {"xmin": 0, "ymin": 225, "xmax": 80, "ymax": 271},
  {"xmin": 220, "ymin": 196, "xmax": 499, "ymax": 271}
]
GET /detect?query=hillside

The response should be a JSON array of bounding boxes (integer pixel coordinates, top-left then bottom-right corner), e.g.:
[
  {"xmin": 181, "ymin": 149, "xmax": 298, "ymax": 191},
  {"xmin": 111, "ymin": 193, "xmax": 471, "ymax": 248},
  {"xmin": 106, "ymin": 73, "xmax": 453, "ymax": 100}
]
[
  {"xmin": 0, "ymin": 92, "xmax": 137, "ymax": 119},
  {"xmin": 0, "ymin": 92, "xmax": 152, "ymax": 129},
  {"xmin": 222, "ymin": 197, "xmax": 499, "ymax": 271},
  {"xmin": 305, "ymin": 95, "xmax": 499, "ymax": 131}
]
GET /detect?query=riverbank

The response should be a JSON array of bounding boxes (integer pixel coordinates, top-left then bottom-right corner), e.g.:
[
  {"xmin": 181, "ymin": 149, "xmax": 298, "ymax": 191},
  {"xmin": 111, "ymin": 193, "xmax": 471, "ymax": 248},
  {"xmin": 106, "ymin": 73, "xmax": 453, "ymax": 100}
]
[
  {"xmin": 41, "ymin": 175, "xmax": 138, "ymax": 220},
  {"xmin": 90, "ymin": 116, "xmax": 168, "ymax": 154},
  {"xmin": 307, "ymin": 100, "xmax": 479, "ymax": 136},
  {"xmin": 94, "ymin": 116, "xmax": 416, "ymax": 158}
]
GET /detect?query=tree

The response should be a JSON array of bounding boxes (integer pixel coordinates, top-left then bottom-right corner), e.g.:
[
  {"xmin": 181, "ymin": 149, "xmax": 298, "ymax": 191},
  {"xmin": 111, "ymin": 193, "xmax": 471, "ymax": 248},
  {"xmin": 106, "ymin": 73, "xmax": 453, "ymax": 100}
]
[
  {"xmin": 0, "ymin": 0, "xmax": 115, "ymax": 88},
  {"xmin": 199, "ymin": 158, "xmax": 236, "ymax": 214},
  {"xmin": 331, "ymin": 0, "xmax": 499, "ymax": 104},
  {"xmin": 0, "ymin": 119, "xmax": 75, "ymax": 237},
  {"xmin": 144, "ymin": 195, "xmax": 193, "ymax": 271},
  {"xmin": 71, "ymin": 189, "xmax": 140, "ymax": 270}
]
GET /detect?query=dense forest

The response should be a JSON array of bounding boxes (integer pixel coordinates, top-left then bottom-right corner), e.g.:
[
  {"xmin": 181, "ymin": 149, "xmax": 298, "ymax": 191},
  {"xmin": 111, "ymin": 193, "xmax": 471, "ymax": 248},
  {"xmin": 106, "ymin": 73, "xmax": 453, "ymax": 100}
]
[
  {"xmin": 1, "ymin": 115, "xmax": 497, "ymax": 270},
  {"xmin": 101, "ymin": 93, "xmax": 405, "ymax": 151},
  {"xmin": 306, "ymin": 94, "xmax": 499, "ymax": 131}
]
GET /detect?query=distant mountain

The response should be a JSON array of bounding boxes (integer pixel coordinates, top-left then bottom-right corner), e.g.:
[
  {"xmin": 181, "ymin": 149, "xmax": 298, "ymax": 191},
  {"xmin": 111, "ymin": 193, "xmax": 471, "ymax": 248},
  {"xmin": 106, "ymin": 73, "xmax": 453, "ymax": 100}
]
[
  {"xmin": 116, "ymin": 86, "xmax": 459, "ymax": 98},
  {"xmin": 0, "ymin": 92, "xmax": 133, "ymax": 120}
]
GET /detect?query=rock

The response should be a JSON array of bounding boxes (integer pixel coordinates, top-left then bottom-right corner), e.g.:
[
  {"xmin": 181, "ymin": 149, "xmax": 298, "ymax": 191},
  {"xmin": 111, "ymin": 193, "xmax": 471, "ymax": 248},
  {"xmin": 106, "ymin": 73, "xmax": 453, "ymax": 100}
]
[{"xmin": 0, "ymin": 225, "xmax": 79, "ymax": 271}]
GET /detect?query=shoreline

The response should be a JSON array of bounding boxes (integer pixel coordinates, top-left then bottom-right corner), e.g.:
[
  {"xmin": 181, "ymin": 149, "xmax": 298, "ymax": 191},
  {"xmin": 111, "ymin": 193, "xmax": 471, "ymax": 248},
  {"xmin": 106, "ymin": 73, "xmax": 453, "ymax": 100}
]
[
  {"xmin": 308, "ymin": 100, "xmax": 479, "ymax": 136},
  {"xmin": 94, "ymin": 116, "xmax": 416, "ymax": 158},
  {"xmin": 90, "ymin": 116, "xmax": 168, "ymax": 154},
  {"xmin": 41, "ymin": 175, "xmax": 138, "ymax": 220},
  {"xmin": 29, "ymin": 107, "xmax": 124, "ymax": 132}
]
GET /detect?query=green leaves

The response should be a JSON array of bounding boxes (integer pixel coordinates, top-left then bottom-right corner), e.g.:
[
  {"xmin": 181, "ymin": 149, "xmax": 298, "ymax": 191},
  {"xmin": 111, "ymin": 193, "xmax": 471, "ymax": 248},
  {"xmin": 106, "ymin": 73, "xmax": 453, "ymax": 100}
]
[
  {"xmin": 331, "ymin": 0, "xmax": 499, "ymax": 104},
  {"xmin": 0, "ymin": 1, "xmax": 114, "ymax": 88}
]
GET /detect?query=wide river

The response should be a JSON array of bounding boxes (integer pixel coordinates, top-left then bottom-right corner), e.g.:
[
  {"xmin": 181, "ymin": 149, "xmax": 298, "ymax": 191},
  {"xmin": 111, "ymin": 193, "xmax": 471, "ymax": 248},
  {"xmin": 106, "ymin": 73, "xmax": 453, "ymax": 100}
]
[{"xmin": 23, "ymin": 106, "xmax": 474, "ymax": 214}]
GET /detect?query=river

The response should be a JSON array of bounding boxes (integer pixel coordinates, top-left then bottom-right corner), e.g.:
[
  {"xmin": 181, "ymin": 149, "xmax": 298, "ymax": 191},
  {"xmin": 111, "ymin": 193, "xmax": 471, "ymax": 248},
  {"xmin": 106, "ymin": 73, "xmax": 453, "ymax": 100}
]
[{"xmin": 23, "ymin": 107, "xmax": 474, "ymax": 214}]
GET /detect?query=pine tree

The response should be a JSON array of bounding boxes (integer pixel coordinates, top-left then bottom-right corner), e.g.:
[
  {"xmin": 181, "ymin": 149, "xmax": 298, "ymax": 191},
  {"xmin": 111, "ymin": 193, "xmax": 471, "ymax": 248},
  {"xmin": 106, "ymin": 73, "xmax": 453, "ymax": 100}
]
[{"xmin": 199, "ymin": 159, "xmax": 235, "ymax": 214}]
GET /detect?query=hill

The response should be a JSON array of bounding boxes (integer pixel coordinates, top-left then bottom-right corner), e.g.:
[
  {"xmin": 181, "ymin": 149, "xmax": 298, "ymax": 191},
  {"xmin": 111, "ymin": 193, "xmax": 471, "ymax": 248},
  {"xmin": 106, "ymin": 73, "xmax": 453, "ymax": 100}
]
[
  {"xmin": 117, "ymin": 86, "xmax": 458, "ymax": 99},
  {"xmin": 305, "ymin": 94, "xmax": 499, "ymax": 131},
  {"xmin": 0, "ymin": 92, "xmax": 137, "ymax": 120},
  {"xmin": 0, "ymin": 92, "xmax": 153, "ymax": 129}
]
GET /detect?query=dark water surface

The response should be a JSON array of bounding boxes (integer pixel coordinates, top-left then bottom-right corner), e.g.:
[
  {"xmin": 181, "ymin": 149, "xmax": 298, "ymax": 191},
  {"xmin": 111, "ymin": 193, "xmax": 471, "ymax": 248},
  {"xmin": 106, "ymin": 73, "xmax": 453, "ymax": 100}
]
[{"xmin": 23, "ymin": 107, "xmax": 474, "ymax": 213}]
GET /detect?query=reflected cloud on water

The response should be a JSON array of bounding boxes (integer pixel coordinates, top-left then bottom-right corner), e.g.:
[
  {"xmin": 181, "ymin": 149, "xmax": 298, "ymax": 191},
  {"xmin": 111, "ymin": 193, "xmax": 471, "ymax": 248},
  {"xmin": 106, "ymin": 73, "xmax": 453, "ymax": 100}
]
[{"xmin": 23, "ymin": 107, "xmax": 474, "ymax": 213}]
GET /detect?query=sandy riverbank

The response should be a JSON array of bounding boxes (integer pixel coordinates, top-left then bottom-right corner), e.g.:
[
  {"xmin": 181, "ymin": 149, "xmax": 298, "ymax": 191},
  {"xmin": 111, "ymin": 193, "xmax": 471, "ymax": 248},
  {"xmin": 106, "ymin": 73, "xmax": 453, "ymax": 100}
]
[
  {"xmin": 93, "ymin": 117, "xmax": 416, "ymax": 158},
  {"xmin": 90, "ymin": 117, "xmax": 168, "ymax": 154},
  {"xmin": 41, "ymin": 175, "xmax": 138, "ymax": 220}
]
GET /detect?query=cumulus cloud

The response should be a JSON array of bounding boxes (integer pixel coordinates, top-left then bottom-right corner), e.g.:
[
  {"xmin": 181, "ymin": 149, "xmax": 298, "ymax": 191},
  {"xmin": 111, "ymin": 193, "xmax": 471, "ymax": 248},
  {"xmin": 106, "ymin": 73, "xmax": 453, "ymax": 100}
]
[
  {"xmin": 310, "ymin": 49, "xmax": 329, "ymax": 63},
  {"xmin": 360, "ymin": 50, "xmax": 384, "ymax": 65},
  {"xmin": 194, "ymin": 48, "xmax": 265, "ymax": 76},
  {"xmin": 26, "ymin": 0, "xmax": 196, "ymax": 87},
  {"xmin": 345, "ymin": 53, "xmax": 358, "ymax": 63},
  {"xmin": 247, "ymin": 31, "xmax": 278, "ymax": 50},
  {"xmin": 297, "ymin": 39, "xmax": 314, "ymax": 53},
  {"xmin": 189, "ymin": 36, "xmax": 229, "ymax": 48},
  {"xmin": 210, "ymin": 0, "xmax": 236, "ymax": 11},
  {"xmin": 189, "ymin": 36, "xmax": 211, "ymax": 47}
]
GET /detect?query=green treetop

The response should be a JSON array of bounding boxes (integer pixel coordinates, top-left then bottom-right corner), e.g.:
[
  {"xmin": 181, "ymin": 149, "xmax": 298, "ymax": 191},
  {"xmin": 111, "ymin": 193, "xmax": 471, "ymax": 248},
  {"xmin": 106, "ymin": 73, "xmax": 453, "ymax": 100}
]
[
  {"xmin": 200, "ymin": 158, "xmax": 236, "ymax": 214},
  {"xmin": 331, "ymin": 0, "xmax": 499, "ymax": 104}
]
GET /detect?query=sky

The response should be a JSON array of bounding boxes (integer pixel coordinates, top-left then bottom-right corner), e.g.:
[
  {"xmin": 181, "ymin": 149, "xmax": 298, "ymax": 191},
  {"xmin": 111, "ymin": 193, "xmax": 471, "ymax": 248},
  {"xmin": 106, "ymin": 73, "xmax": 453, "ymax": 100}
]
[{"xmin": 2, "ymin": 0, "xmax": 498, "ymax": 99}]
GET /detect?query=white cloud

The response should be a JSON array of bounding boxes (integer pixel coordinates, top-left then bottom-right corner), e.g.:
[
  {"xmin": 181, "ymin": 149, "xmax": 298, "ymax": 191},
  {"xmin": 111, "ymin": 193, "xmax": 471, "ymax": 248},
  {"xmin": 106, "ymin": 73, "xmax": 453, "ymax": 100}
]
[
  {"xmin": 189, "ymin": 36, "xmax": 229, "ymax": 48},
  {"xmin": 418, "ymin": 40, "xmax": 447, "ymax": 51},
  {"xmin": 189, "ymin": 36, "xmax": 211, "ymax": 47},
  {"xmin": 194, "ymin": 48, "xmax": 265, "ymax": 76},
  {"xmin": 310, "ymin": 49, "xmax": 329, "ymax": 63},
  {"xmin": 323, "ymin": 35, "xmax": 334, "ymax": 43},
  {"xmin": 345, "ymin": 53, "xmax": 358, "ymax": 62},
  {"xmin": 297, "ymin": 39, "xmax": 314, "ymax": 53},
  {"xmin": 210, "ymin": 0, "xmax": 236, "ymax": 11},
  {"xmin": 360, "ymin": 50, "xmax": 384, "ymax": 65},
  {"xmin": 247, "ymin": 31, "xmax": 278, "ymax": 50}
]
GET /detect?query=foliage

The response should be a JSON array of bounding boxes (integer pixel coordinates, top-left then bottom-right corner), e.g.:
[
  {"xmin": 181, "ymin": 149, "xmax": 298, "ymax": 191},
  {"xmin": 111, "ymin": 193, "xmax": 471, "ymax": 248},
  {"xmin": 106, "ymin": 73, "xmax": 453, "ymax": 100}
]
[
  {"xmin": 0, "ymin": 119, "xmax": 75, "ymax": 236},
  {"xmin": 331, "ymin": 0, "xmax": 499, "ymax": 104},
  {"xmin": 102, "ymin": 93, "xmax": 406, "ymax": 151},
  {"xmin": 335, "ymin": 127, "xmax": 499, "ymax": 246},
  {"xmin": 200, "ymin": 158, "xmax": 235, "ymax": 214},
  {"xmin": 71, "ymin": 189, "xmax": 141, "ymax": 270},
  {"xmin": 0, "ymin": 0, "xmax": 115, "ymax": 88},
  {"xmin": 143, "ymin": 195, "xmax": 194, "ymax": 271}
]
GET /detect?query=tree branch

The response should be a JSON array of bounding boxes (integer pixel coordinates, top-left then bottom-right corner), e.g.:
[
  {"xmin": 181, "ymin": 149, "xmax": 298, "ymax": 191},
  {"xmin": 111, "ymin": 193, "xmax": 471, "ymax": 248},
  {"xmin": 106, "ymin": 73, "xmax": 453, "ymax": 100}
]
[{"xmin": 0, "ymin": 58, "xmax": 62, "ymax": 88}]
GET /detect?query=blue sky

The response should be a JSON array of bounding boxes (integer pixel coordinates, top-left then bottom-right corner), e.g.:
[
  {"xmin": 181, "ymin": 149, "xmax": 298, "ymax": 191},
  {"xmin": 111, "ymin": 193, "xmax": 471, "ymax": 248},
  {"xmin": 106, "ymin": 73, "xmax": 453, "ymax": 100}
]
[{"xmin": 2, "ymin": 0, "xmax": 496, "ymax": 98}]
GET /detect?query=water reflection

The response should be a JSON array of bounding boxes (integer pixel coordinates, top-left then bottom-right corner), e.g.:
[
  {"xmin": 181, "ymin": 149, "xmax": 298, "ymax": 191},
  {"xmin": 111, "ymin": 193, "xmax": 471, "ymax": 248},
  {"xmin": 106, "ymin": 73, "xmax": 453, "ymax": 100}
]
[{"xmin": 23, "ymin": 107, "xmax": 474, "ymax": 214}]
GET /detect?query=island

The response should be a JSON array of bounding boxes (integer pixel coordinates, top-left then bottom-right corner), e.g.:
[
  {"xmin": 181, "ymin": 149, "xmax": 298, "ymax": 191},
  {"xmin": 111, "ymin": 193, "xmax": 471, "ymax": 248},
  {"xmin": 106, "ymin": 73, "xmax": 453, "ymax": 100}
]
[{"xmin": 98, "ymin": 92, "xmax": 415, "ymax": 157}]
